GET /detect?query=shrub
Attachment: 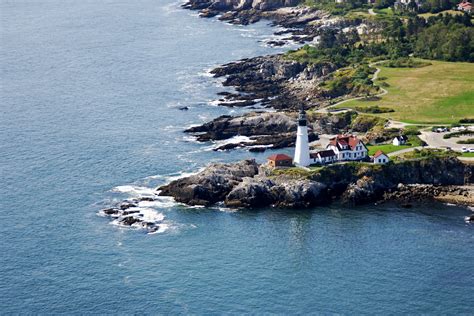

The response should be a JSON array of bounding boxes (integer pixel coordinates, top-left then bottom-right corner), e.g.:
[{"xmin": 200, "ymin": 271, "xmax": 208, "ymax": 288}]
[
  {"xmin": 457, "ymin": 138, "xmax": 474, "ymax": 145},
  {"xmin": 355, "ymin": 105, "xmax": 394, "ymax": 113},
  {"xmin": 383, "ymin": 57, "xmax": 432, "ymax": 68}
]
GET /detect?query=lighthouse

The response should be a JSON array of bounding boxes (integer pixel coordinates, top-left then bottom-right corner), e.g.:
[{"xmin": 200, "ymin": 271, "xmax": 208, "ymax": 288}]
[{"xmin": 293, "ymin": 106, "xmax": 311, "ymax": 167}]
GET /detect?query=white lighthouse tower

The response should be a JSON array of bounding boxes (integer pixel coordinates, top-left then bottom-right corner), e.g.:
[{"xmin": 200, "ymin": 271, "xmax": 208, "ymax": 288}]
[{"xmin": 293, "ymin": 107, "xmax": 311, "ymax": 167}]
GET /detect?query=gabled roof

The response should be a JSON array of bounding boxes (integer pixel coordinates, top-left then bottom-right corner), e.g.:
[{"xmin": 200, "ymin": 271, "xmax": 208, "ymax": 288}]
[
  {"xmin": 395, "ymin": 135, "xmax": 408, "ymax": 141},
  {"xmin": 318, "ymin": 149, "xmax": 337, "ymax": 158},
  {"xmin": 329, "ymin": 135, "xmax": 363, "ymax": 151},
  {"xmin": 374, "ymin": 150, "xmax": 388, "ymax": 158},
  {"xmin": 267, "ymin": 154, "xmax": 293, "ymax": 162}
]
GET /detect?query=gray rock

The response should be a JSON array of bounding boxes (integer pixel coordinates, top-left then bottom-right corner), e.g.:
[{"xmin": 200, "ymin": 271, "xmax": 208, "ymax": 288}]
[{"xmin": 158, "ymin": 159, "xmax": 259, "ymax": 206}]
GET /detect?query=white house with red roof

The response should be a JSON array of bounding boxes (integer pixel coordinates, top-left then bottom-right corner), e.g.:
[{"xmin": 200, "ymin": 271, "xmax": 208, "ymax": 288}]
[
  {"xmin": 326, "ymin": 135, "xmax": 368, "ymax": 161},
  {"xmin": 373, "ymin": 150, "xmax": 390, "ymax": 164},
  {"xmin": 310, "ymin": 149, "xmax": 338, "ymax": 165},
  {"xmin": 458, "ymin": 0, "xmax": 472, "ymax": 13}
]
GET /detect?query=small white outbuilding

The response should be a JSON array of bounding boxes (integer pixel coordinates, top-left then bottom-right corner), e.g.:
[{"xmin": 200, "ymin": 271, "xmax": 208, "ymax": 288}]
[
  {"xmin": 392, "ymin": 135, "xmax": 408, "ymax": 146},
  {"xmin": 373, "ymin": 150, "xmax": 390, "ymax": 164}
]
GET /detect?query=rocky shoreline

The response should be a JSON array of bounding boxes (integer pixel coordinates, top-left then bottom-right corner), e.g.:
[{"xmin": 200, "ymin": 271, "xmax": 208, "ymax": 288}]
[
  {"xmin": 209, "ymin": 54, "xmax": 337, "ymax": 110},
  {"xmin": 185, "ymin": 111, "xmax": 319, "ymax": 151},
  {"xmin": 157, "ymin": 157, "xmax": 474, "ymax": 209}
]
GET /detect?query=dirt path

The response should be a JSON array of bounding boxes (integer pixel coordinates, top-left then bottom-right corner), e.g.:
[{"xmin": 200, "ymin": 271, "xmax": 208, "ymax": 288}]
[{"xmin": 315, "ymin": 61, "xmax": 387, "ymax": 114}]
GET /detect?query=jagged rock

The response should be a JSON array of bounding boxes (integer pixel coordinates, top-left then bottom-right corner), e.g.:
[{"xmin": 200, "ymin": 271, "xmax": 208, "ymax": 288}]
[
  {"xmin": 101, "ymin": 208, "xmax": 120, "ymax": 215},
  {"xmin": 342, "ymin": 176, "xmax": 382, "ymax": 206},
  {"xmin": 225, "ymin": 177, "xmax": 275, "ymax": 207},
  {"xmin": 158, "ymin": 157, "xmax": 473, "ymax": 208},
  {"xmin": 120, "ymin": 202, "xmax": 137, "ymax": 210},
  {"xmin": 186, "ymin": 111, "xmax": 318, "ymax": 150},
  {"xmin": 157, "ymin": 159, "xmax": 259, "ymax": 206},
  {"xmin": 120, "ymin": 216, "xmax": 141, "ymax": 226},
  {"xmin": 225, "ymin": 177, "xmax": 327, "ymax": 208},
  {"xmin": 270, "ymin": 179, "xmax": 327, "ymax": 208},
  {"xmin": 210, "ymin": 55, "xmax": 337, "ymax": 110},
  {"xmin": 138, "ymin": 197, "xmax": 156, "ymax": 202}
]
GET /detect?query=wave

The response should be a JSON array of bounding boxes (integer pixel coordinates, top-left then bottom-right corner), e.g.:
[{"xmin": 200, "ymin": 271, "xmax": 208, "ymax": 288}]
[{"xmin": 112, "ymin": 185, "xmax": 157, "ymax": 197}]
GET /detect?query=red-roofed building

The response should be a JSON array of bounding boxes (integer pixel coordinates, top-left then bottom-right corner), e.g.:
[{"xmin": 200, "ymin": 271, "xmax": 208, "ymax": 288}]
[
  {"xmin": 326, "ymin": 135, "xmax": 368, "ymax": 161},
  {"xmin": 458, "ymin": 0, "xmax": 472, "ymax": 13},
  {"xmin": 373, "ymin": 150, "xmax": 390, "ymax": 164},
  {"xmin": 267, "ymin": 154, "xmax": 293, "ymax": 168}
]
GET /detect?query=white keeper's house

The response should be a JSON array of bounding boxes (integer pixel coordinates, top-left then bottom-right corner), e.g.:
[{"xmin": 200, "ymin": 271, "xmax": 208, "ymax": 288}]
[{"xmin": 326, "ymin": 135, "xmax": 368, "ymax": 161}]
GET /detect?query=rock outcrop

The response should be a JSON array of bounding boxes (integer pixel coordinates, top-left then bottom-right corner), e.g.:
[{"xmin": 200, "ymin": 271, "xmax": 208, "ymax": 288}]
[
  {"xmin": 185, "ymin": 111, "xmax": 318, "ymax": 151},
  {"xmin": 225, "ymin": 176, "xmax": 328, "ymax": 208},
  {"xmin": 157, "ymin": 159, "xmax": 259, "ymax": 206},
  {"xmin": 157, "ymin": 157, "xmax": 474, "ymax": 208},
  {"xmin": 383, "ymin": 184, "xmax": 474, "ymax": 207},
  {"xmin": 210, "ymin": 54, "xmax": 337, "ymax": 110}
]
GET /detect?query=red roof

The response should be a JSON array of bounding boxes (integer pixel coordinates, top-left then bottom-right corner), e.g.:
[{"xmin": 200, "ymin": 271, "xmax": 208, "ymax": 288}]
[
  {"xmin": 373, "ymin": 150, "xmax": 387, "ymax": 158},
  {"xmin": 459, "ymin": 1, "xmax": 472, "ymax": 7},
  {"xmin": 329, "ymin": 135, "xmax": 361, "ymax": 151},
  {"xmin": 267, "ymin": 154, "xmax": 293, "ymax": 162}
]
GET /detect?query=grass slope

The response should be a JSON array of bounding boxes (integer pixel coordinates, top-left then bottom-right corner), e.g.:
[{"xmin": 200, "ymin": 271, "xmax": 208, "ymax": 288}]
[
  {"xmin": 367, "ymin": 144, "xmax": 411, "ymax": 156},
  {"xmin": 338, "ymin": 60, "xmax": 474, "ymax": 124}
]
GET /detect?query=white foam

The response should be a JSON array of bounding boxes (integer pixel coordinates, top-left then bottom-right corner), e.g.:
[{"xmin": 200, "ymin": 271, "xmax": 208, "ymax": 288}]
[
  {"xmin": 216, "ymin": 135, "xmax": 254, "ymax": 145},
  {"xmin": 148, "ymin": 223, "xmax": 169, "ymax": 234},
  {"xmin": 112, "ymin": 185, "xmax": 156, "ymax": 197},
  {"xmin": 138, "ymin": 197, "xmax": 176, "ymax": 209}
]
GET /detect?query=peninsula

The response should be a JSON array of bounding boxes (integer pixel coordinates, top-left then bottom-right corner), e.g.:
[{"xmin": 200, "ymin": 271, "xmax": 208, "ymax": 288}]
[{"xmin": 101, "ymin": 0, "xmax": 474, "ymax": 231}]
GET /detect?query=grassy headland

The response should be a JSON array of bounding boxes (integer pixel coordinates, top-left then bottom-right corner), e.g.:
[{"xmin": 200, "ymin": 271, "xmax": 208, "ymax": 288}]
[{"xmin": 338, "ymin": 60, "xmax": 474, "ymax": 124}]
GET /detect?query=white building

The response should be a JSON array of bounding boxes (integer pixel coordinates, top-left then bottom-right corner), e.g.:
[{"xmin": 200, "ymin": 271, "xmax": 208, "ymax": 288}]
[
  {"xmin": 310, "ymin": 149, "xmax": 337, "ymax": 165},
  {"xmin": 326, "ymin": 135, "xmax": 368, "ymax": 161},
  {"xmin": 373, "ymin": 150, "xmax": 390, "ymax": 164},
  {"xmin": 392, "ymin": 135, "xmax": 408, "ymax": 146},
  {"xmin": 293, "ymin": 108, "xmax": 311, "ymax": 167}
]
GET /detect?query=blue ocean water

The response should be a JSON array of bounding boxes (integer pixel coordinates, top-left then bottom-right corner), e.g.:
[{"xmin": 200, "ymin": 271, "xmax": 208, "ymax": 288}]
[{"xmin": 1, "ymin": 0, "xmax": 473, "ymax": 313}]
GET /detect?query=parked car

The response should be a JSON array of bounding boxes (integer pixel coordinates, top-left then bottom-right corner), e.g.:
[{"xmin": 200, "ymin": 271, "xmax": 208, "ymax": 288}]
[
  {"xmin": 470, "ymin": 148, "xmax": 474, "ymax": 153},
  {"xmin": 462, "ymin": 147, "xmax": 468, "ymax": 153}
]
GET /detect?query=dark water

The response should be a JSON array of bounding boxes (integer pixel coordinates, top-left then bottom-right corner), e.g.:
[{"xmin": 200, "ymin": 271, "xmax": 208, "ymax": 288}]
[{"xmin": 1, "ymin": 0, "xmax": 473, "ymax": 313}]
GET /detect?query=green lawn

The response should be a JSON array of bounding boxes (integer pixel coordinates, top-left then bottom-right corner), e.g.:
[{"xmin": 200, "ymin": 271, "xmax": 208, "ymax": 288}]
[
  {"xmin": 461, "ymin": 152, "xmax": 474, "ymax": 157},
  {"xmin": 418, "ymin": 10, "xmax": 463, "ymax": 19},
  {"xmin": 338, "ymin": 60, "xmax": 474, "ymax": 124},
  {"xmin": 366, "ymin": 144, "xmax": 412, "ymax": 156},
  {"xmin": 373, "ymin": 7, "xmax": 394, "ymax": 15}
]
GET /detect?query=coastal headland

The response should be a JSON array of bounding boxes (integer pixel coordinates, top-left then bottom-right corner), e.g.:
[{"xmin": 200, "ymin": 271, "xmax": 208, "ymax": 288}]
[{"xmin": 100, "ymin": 0, "xmax": 474, "ymax": 231}]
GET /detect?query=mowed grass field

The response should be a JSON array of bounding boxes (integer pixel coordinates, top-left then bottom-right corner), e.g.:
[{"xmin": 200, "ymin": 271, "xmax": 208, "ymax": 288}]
[{"xmin": 338, "ymin": 60, "xmax": 474, "ymax": 124}]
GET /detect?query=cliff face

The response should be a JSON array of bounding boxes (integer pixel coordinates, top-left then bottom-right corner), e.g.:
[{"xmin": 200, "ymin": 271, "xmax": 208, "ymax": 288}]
[
  {"xmin": 157, "ymin": 157, "xmax": 474, "ymax": 208},
  {"xmin": 158, "ymin": 159, "xmax": 259, "ymax": 206}
]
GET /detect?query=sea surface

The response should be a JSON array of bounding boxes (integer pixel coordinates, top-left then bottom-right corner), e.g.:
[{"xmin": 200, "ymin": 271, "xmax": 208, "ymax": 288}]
[{"xmin": 1, "ymin": 0, "xmax": 473, "ymax": 313}]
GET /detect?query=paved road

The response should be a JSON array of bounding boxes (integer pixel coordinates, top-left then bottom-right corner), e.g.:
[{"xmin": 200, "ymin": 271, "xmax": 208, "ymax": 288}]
[
  {"xmin": 387, "ymin": 146, "xmax": 424, "ymax": 157},
  {"xmin": 419, "ymin": 131, "xmax": 472, "ymax": 151}
]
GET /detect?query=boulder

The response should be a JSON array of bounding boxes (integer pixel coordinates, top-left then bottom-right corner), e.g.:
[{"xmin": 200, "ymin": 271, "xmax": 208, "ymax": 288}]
[{"xmin": 158, "ymin": 159, "xmax": 259, "ymax": 206}]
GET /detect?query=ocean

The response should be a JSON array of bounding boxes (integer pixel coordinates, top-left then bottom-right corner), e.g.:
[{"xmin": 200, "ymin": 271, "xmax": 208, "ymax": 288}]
[{"xmin": 1, "ymin": 0, "xmax": 473, "ymax": 313}]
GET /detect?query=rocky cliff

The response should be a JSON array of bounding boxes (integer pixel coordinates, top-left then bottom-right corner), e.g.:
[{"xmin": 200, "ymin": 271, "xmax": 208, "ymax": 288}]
[
  {"xmin": 211, "ymin": 54, "xmax": 337, "ymax": 110},
  {"xmin": 157, "ymin": 157, "xmax": 474, "ymax": 208}
]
